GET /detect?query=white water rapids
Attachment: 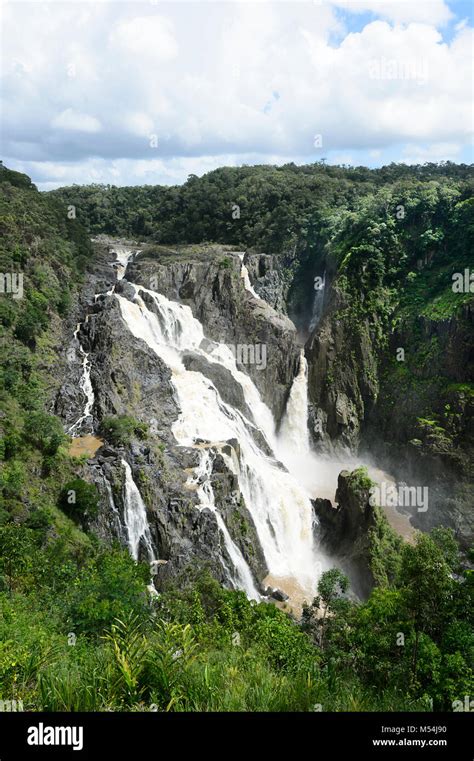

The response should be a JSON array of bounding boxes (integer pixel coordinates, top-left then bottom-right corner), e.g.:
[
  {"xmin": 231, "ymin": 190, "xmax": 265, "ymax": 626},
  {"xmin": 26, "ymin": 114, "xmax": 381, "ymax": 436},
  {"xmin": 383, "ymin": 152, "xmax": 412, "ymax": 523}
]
[
  {"xmin": 115, "ymin": 277, "xmax": 327, "ymax": 602},
  {"xmin": 113, "ymin": 245, "xmax": 135, "ymax": 281},
  {"xmin": 238, "ymin": 252, "xmax": 261, "ymax": 300},
  {"xmin": 67, "ymin": 247, "xmax": 407, "ymax": 603},
  {"xmin": 121, "ymin": 459, "xmax": 156, "ymax": 562}
]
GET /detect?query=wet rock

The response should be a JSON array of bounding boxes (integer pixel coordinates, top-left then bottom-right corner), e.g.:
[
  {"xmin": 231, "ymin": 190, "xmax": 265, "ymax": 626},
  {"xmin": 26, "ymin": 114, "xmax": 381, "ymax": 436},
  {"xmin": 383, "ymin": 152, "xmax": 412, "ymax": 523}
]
[
  {"xmin": 182, "ymin": 351, "xmax": 253, "ymax": 421},
  {"xmin": 56, "ymin": 257, "xmax": 268, "ymax": 592},
  {"xmin": 244, "ymin": 252, "xmax": 289, "ymax": 313},
  {"xmin": 313, "ymin": 469, "xmax": 376, "ymax": 598},
  {"xmin": 127, "ymin": 247, "xmax": 301, "ymax": 425},
  {"xmin": 270, "ymin": 588, "xmax": 289, "ymax": 602}
]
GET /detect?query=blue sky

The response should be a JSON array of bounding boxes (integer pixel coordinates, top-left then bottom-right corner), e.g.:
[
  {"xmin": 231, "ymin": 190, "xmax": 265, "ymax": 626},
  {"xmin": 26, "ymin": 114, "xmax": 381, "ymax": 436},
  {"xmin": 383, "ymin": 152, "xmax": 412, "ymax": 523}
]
[{"xmin": 1, "ymin": 0, "xmax": 472, "ymax": 189}]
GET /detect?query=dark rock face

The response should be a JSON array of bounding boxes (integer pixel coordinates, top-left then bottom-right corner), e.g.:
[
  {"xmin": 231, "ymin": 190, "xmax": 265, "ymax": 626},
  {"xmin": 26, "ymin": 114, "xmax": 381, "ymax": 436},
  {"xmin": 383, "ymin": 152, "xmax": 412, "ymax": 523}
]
[
  {"xmin": 361, "ymin": 308, "xmax": 474, "ymax": 550},
  {"xmin": 313, "ymin": 470, "xmax": 376, "ymax": 598},
  {"xmin": 305, "ymin": 284, "xmax": 380, "ymax": 454},
  {"xmin": 244, "ymin": 252, "xmax": 288, "ymax": 312},
  {"xmin": 302, "ymin": 258, "xmax": 473, "ymax": 550},
  {"xmin": 270, "ymin": 588, "xmax": 289, "ymax": 602},
  {"xmin": 211, "ymin": 453, "xmax": 268, "ymax": 581},
  {"xmin": 181, "ymin": 351, "xmax": 253, "ymax": 421},
  {"xmin": 54, "ymin": 241, "xmax": 140, "ymax": 429},
  {"xmin": 54, "ymin": 234, "xmax": 472, "ymax": 603}
]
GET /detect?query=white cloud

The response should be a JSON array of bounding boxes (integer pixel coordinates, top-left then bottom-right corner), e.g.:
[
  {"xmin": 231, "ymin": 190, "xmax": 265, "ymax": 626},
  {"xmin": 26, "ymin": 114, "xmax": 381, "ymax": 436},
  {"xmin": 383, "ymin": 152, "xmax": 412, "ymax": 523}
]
[
  {"xmin": 123, "ymin": 112, "xmax": 156, "ymax": 138},
  {"xmin": 0, "ymin": 1, "xmax": 471, "ymax": 186},
  {"xmin": 330, "ymin": 153, "xmax": 354, "ymax": 164},
  {"xmin": 400, "ymin": 141, "xmax": 463, "ymax": 164},
  {"xmin": 5, "ymin": 151, "xmax": 319, "ymax": 190},
  {"xmin": 110, "ymin": 15, "xmax": 178, "ymax": 60},
  {"xmin": 51, "ymin": 108, "xmax": 102, "ymax": 133}
]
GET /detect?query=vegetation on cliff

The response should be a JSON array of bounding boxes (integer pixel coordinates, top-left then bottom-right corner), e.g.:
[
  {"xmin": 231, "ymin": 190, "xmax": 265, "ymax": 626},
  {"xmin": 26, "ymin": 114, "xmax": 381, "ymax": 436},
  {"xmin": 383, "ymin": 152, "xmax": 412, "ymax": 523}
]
[{"xmin": 0, "ymin": 165, "xmax": 95, "ymax": 544}]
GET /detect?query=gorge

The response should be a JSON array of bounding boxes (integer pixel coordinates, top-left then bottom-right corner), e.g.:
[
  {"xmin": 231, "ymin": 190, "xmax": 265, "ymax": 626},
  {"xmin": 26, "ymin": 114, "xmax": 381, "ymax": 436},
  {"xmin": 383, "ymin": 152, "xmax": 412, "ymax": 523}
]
[
  {"xmin": 59, "ymin": 228, "xmax": 472, "ymax": 605},
  {"xmin": 1, "ymin": 161, "xmax": 472, "ymax": 712}
]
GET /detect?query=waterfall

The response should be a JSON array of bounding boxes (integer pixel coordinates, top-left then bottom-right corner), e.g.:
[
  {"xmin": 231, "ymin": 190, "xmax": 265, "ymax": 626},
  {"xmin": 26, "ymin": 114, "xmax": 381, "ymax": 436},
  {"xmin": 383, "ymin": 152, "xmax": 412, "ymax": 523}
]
[
  {"xmin": 112, "ymin": 246, "xmax": 135, "ymax": 281},
  {"xmin": 277, "ymin": 349, "xmax": 310, "ymax": 456},
  {"xmin": 275, "ymin": 349, "xmax": 323, "ymax": 499},
  {"xmin": 189, "ymin": 449, "xmax": 259, "ymax": 600},
  {"xmin": 121, "ymin": 459, "xmax": 155, "ymax": 562},
  {"xmin": 67, "ymin": 319, "xmax": 95, "ymax": 436},
  {"xmin": 309, "ymin": 270, "xmax": 326, "ymax": 332},
  {"xmin": 68, "ymin": 248, "xmax": 137, "ymax": 435},
  {"xmin": 116, "ymin": 283, "xmax": 321, "ymax": 600},
  {"xmin": 238, "ymin": 253, "xmax": 260, "ymax": 300}
]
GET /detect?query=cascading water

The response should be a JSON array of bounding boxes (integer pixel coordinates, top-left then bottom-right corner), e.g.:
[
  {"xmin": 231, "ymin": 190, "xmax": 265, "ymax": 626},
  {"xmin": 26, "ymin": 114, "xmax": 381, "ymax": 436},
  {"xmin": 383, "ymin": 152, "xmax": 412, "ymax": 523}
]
[
  {"xmin": 189, "ymin": 449, "xmax": 259, "ymax": 599},
  {"xmin": 116, "ymin": 282, "xmax": 322, "ymax": 600},
  {"xmin": 69, "ymin": 247, "xmax": 137, "ymax": 434},
  {"xmin": 278, "ymin": 349, "xmax": 310, "ymax": 456},
  {"xmin": 68, "ymin": 318, "xmax": 95, "ymax": 435},
  {"xmin": 113, "ymin": 245, "xmax": 135, "ymax": 281},
  {"xmin": 122, "ymin": 459, "xmax": 159, "ymax": 598},
  {"xmin": 69, "ymin": 246, "xmax": 157, "ymax": 581},
  {"xmin": 102, "ymin": 475, "xmax": 125, "ymax": 541},
  {"xmin": 276, "ymin": 346, "xmax": 340, "ymax": 501},
  {"xmin": 121, "ymin": 459, "xmax": 155, "ymax": 562},
  {"xmin": 238, "ymin": 253, "xmax": 261, "ymax": 300}
]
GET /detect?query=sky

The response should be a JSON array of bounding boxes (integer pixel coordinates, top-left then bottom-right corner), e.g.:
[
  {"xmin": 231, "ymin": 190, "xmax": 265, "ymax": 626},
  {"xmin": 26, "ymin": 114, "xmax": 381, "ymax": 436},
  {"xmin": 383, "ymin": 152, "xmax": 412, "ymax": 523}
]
[{"xmin": 1, "ymin": 0, "xmax": 473, "ymax": 189}]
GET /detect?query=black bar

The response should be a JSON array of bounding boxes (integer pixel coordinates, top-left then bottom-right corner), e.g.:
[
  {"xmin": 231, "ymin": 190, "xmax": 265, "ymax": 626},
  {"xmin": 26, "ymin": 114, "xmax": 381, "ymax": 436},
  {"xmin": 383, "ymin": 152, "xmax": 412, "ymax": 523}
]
[{"xmin": 0, "ymin": 712, "xmax": 472, "ymax": 759}]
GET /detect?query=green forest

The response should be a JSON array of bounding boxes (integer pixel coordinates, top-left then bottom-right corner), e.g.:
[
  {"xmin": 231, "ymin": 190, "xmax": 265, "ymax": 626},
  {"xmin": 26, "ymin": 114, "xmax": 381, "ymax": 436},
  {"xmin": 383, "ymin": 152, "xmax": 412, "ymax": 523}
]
[{"xmin": 0, "ymin": 161, "xmax": 473, "ymax": 712}]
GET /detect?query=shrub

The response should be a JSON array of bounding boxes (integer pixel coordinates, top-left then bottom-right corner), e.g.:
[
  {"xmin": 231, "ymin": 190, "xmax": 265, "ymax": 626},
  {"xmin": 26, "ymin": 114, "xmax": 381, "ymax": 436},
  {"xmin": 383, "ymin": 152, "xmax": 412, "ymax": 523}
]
[
  {"xmin": 58, "ymin": 478, "xmax": 99, "ymax": 527},
  {"xmin": 63, "ymin": 548, "xmax": 150, "ymax": 636},
  {"xmin": 100, "ymin": 415, "xmax": 148, "ymax": 446},
  {"xmin": 23, "ymin": 412, "xmax": 66, "ymax": 455}
]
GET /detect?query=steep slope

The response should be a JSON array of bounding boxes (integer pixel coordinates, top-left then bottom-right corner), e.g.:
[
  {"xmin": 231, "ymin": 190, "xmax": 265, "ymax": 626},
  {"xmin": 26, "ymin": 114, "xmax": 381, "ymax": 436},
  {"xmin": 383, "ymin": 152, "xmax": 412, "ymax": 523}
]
[{"xmin": 0, "ymin": 165, "xmax": 96, "ymax": 539}]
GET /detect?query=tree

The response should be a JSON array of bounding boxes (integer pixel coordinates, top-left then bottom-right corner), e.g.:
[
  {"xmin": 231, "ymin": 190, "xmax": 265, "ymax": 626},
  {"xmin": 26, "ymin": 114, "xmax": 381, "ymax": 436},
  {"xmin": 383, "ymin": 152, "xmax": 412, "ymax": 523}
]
[
  {"xmin": 398, "ymin": 534, "xmax": 454, "ymax": 686},
  {"xmin": 310, "ymin": 569, "xmax": 349, "ymax": 648},
  {"xmin": 59, "ymin": 478, "xmax": 99, "ymax": 528},
  {"xmin": 23, "ymin": 411, "xmax": 66, "ymax": 455}
]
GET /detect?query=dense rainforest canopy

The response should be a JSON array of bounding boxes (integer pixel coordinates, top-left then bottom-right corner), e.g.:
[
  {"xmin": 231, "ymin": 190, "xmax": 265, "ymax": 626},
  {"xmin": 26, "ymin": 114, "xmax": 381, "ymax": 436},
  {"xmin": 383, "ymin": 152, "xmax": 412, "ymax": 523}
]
[{"xmin": 49, "ymin": 160, "xmax": 474, "ymax": 252}]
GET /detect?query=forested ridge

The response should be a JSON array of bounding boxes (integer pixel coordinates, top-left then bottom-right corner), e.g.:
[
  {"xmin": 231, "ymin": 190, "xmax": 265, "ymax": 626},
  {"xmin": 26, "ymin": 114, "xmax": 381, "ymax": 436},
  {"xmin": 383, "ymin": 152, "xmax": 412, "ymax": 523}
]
[
  {"xmin": 0, "ymin": 162, "xmax": 473, "ymax": 712},
  {"xmin": 49, "ymin": 161, "xmax": 473, "ymax": 251}
]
